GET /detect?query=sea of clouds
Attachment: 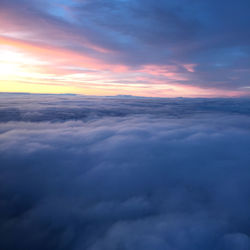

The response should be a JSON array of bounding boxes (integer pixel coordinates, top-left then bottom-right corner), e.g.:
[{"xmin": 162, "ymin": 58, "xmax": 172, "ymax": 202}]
[{"xmin": 1, "ymin": 93, "xmax": 250, "ymax": 250}]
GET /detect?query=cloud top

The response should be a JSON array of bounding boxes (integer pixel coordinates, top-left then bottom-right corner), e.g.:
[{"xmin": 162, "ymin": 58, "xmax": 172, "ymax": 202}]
[{"xmin": 1, "ymin": 94, "xmax": 250, "ymax": 249}]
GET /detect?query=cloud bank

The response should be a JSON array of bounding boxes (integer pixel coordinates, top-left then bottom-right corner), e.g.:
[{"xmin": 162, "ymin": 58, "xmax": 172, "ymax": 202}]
[{"xmin": 1, "ymin": 94, "xmax": 250, "ymax": 250}]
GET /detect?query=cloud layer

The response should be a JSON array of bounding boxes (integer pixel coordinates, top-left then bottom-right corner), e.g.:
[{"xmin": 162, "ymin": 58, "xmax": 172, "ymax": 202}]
[{"xmin": 1, "ymin": 94, "xmax": 250, "ymax": 249}]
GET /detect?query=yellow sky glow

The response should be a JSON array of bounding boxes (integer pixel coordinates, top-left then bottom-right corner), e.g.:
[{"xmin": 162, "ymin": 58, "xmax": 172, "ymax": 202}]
[{"xmin": 0, "ymin": 38, "xmax": 245, "ymax": 97}]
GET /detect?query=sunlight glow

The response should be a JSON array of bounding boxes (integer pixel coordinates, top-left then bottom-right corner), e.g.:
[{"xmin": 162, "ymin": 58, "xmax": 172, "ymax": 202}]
[{"xmin": 0, "ymin": 43, "xmax": 246, "ymax": 98}]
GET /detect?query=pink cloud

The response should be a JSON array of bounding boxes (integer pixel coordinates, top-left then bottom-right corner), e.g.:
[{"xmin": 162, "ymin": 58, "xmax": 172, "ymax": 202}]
[{"xmin": 183, "ymin": 64, "xmax": 196, "ymax": 73}]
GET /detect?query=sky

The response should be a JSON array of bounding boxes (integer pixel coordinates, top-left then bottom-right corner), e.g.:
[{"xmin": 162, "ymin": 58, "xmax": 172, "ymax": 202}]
[{"xmin": 0, "ymin": 0, "xmax": 250, "ymax": 97}]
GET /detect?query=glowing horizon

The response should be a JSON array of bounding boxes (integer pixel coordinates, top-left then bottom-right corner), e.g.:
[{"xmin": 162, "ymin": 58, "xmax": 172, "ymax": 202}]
[{"xmin": 0, "ymin": 0, "xmax": 250, "ymax": 97}]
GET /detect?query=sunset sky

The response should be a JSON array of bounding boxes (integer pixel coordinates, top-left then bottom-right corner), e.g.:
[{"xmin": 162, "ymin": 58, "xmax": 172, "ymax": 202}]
[{"xmin": 0, "ymin": 0, "xmax": 250, "ymax": 97}]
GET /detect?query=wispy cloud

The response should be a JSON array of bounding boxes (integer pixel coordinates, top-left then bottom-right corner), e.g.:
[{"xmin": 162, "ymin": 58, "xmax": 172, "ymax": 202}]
[{"xmin": 0, "ymin": 0, "xmax": 250, "ymax": 96}]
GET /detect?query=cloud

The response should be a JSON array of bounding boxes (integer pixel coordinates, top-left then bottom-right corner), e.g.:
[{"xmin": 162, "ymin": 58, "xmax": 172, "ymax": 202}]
[
  {"xmin": 0, "ymin": 0, "xmax": 250, "ymax": 94},
  {"xmin": 1, "ymin": 94, "xmax": 250, "ymax": 249}
]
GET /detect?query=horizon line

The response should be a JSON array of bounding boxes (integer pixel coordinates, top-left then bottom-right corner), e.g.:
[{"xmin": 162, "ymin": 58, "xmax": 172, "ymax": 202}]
[{"xmin": 1, "ymin": 91, "xmax": 250, "ymax": 99}]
